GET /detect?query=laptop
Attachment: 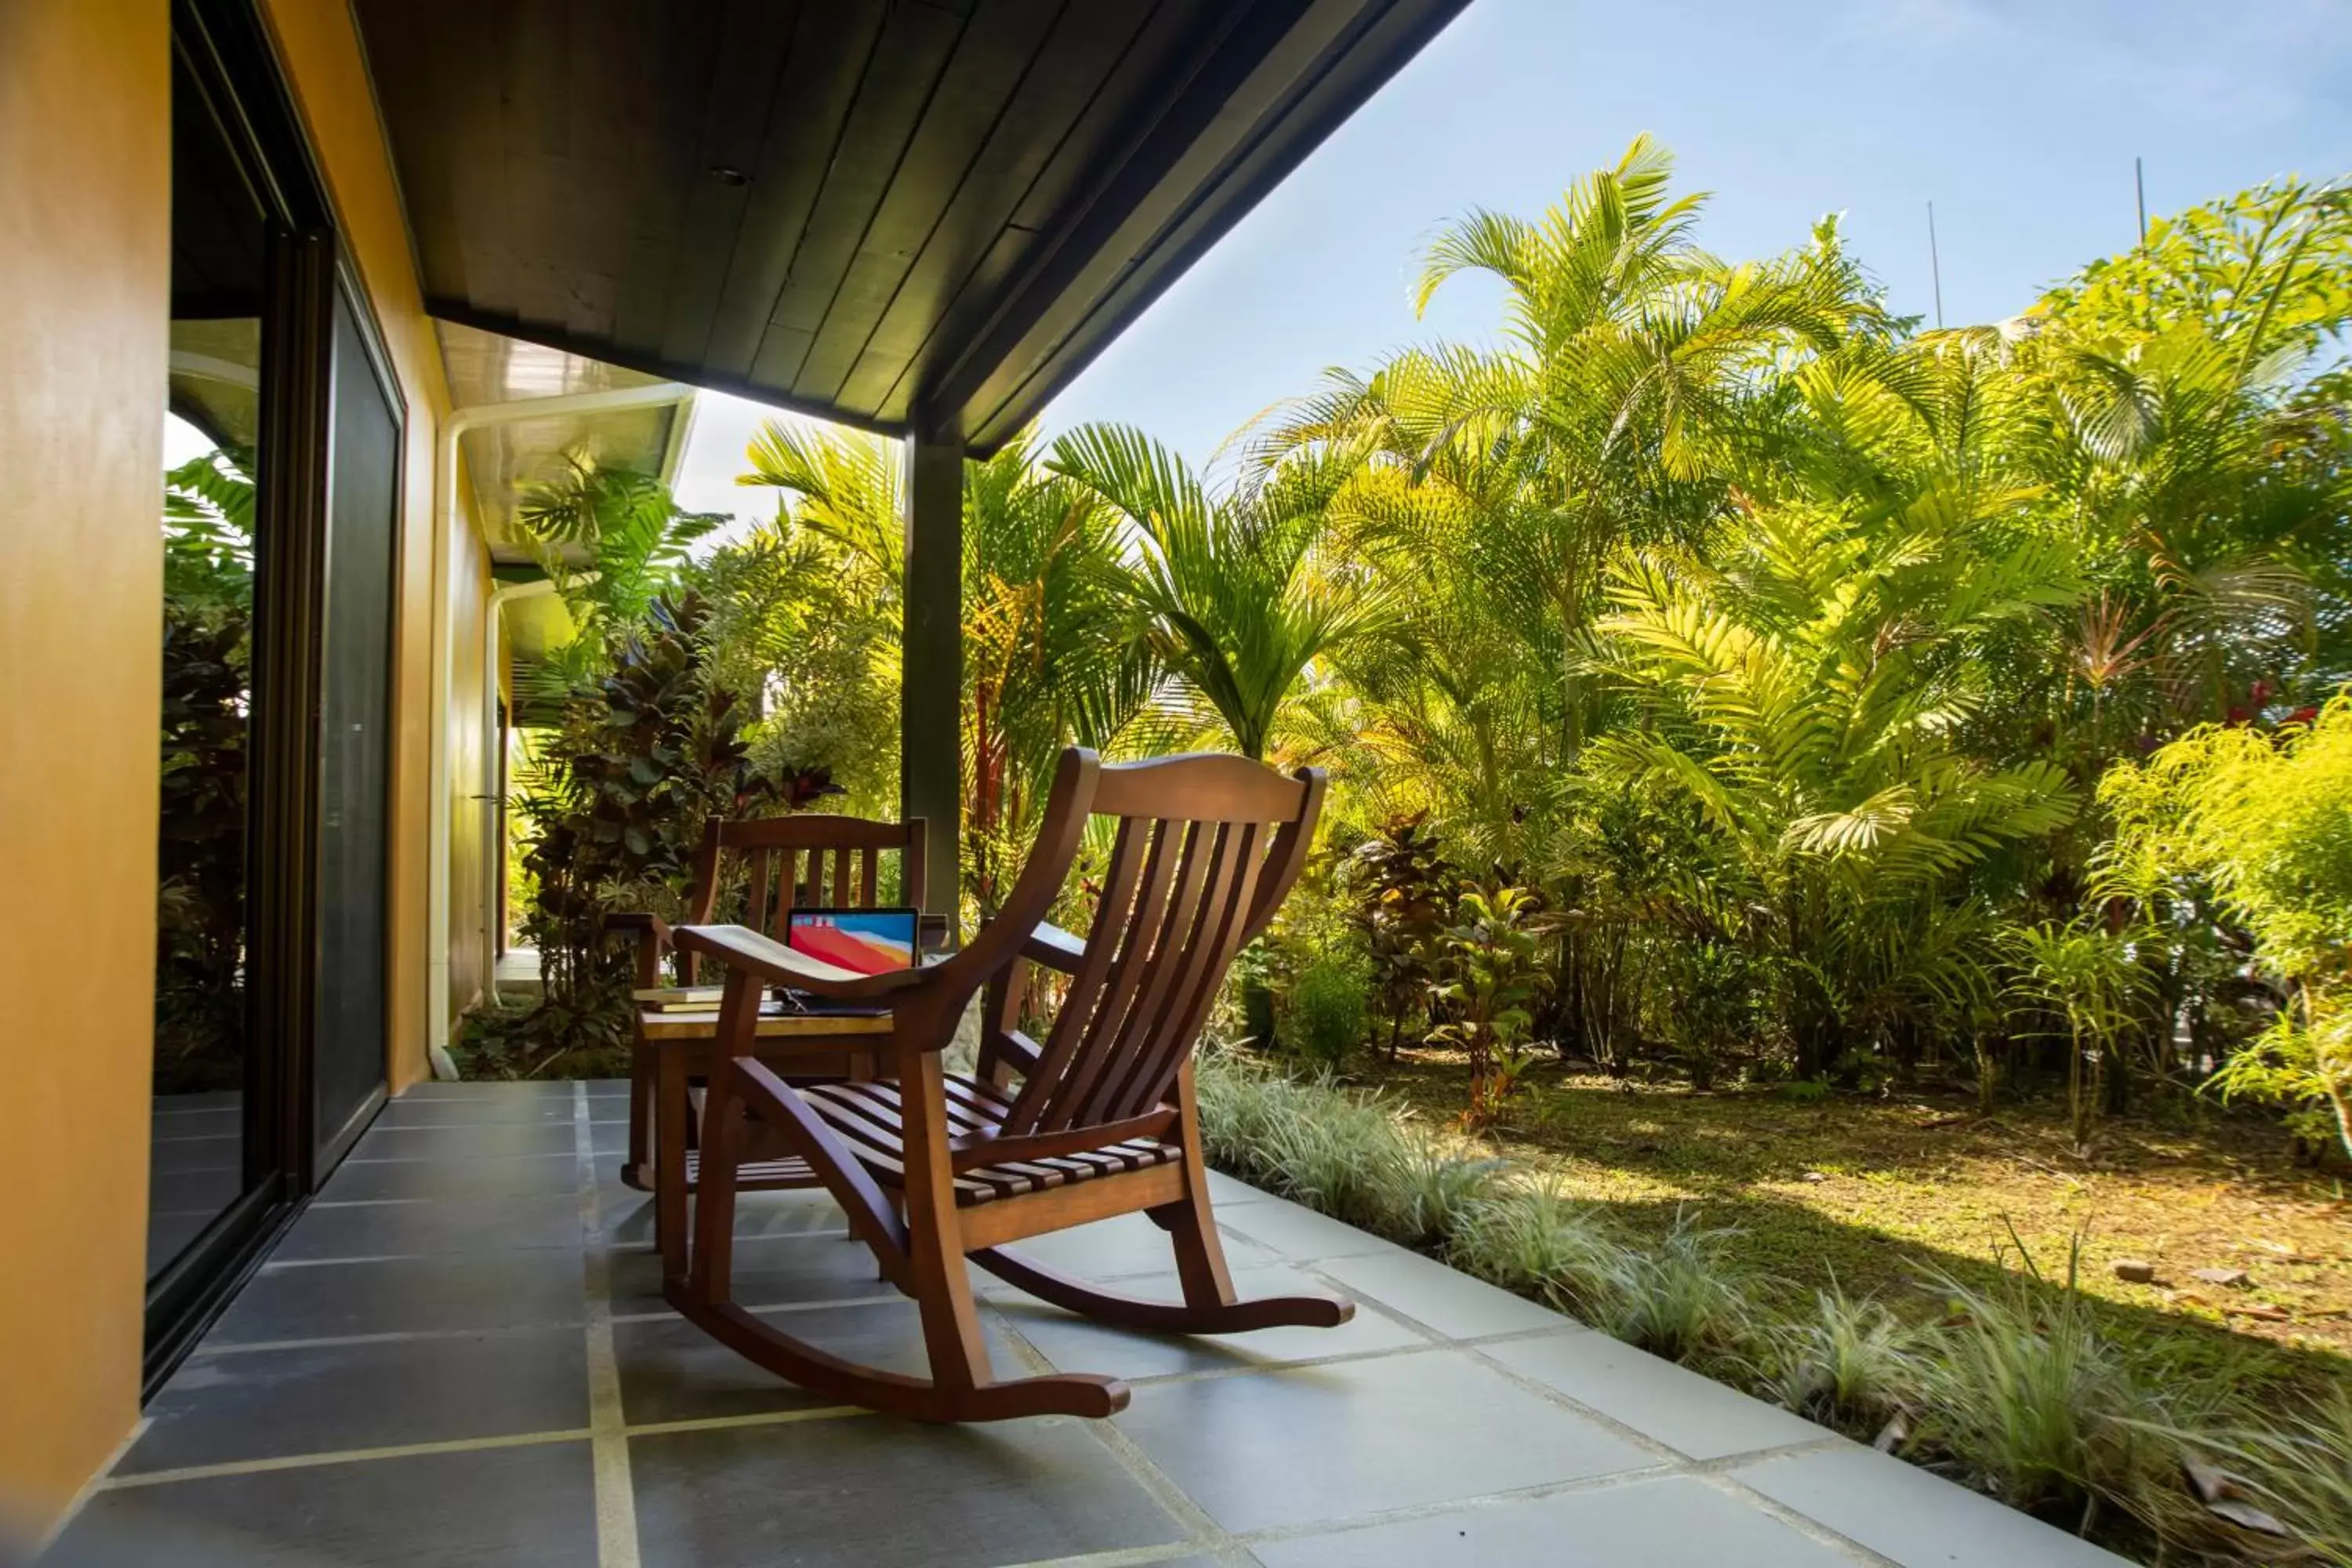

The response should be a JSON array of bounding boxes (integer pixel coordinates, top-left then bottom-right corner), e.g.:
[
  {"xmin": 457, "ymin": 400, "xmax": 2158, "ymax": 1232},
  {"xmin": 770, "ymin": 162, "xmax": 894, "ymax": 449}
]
[{"xmin": 779, "ymin": 907, "xmax": 919, "ymax": 1015}]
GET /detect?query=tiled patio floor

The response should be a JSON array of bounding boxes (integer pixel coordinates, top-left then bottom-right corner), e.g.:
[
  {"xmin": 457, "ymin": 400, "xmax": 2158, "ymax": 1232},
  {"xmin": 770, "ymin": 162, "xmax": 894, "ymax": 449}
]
[{"xmin": 49, "ymin": 1082, "xmax": 2128, "ymax": 1566}]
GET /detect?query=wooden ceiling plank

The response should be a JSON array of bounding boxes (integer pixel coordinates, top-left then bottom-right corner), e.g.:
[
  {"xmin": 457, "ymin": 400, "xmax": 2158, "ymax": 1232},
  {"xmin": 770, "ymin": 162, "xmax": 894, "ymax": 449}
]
[
  {"xmin": 700, "ymin": 1, "xmax": 890, "ymax": 382},
  {"xmin": 792, "ymin": 0, "xmax": 1068, "ymax": 412},
  {"xmin": 655, "ymin": 0, "xmax": 804, "ymax": 368},
  {"xmin": 747, "ymin": 1, "xmax": 966, "ymax": 394},
  {"xmin": 837, "ymin": 0, "xmax": 1156, "ymax": 417},
  {"xmin": 348, "ymin": 1, "xmax": 470, "ymax": 307},
  {"xmin": 608, "ymin": 5, "xmax": 724, "ymax": 358},
  {"xmin": 500, "ymin": 5, "xmax": 575, "ymax": 332},
  {"xmin": 966, "ymin": 0, "xmax": 1467, "ymax": 449},
  {"xmin": 902, "ymin": 0, "xmax": 1258, "ymax": 435},
  {"xmin": 430, "ymin": 1, "xmax": 524, "ymax": 320}
]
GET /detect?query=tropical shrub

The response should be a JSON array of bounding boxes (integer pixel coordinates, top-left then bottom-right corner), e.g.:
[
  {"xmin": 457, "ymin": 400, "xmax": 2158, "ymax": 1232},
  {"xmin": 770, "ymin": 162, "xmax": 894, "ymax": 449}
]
[
  {"xmin": 2100, "ymin": 699, "xmax": 2352, "ymax": 1157},
  {"xmin": 1282, "ymin": 947, "xmax": 1372, "ymax": 1069},
  {"xmin": 1999, "ymin": 920, "xmax": 2157, "ymax": 1153},
  {"xmin": 1427, "ymin": 886, "xmax": 1549, "ymax": 1124},
  {"xmin": 1339, "ymin": 816, "xmax": 1457, "ymax": 1058}
]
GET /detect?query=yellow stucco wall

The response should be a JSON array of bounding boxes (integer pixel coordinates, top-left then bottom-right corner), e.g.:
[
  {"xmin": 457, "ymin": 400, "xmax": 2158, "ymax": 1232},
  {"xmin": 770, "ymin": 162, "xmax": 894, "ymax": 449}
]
[
  {"xmin": 0, "ymin": 0, "xmax": 488, "ymax": 1538},
  {"xmin": 0, "ymin": 0, "xmax": 172, "ymax": 1538}
]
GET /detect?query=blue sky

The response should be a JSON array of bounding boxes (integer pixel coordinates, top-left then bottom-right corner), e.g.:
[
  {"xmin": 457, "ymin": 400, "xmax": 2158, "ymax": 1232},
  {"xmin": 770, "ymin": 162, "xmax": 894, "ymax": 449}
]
[{"xmin": 673, "ymin": 0, "xmax": 2352, "ymax": 519}]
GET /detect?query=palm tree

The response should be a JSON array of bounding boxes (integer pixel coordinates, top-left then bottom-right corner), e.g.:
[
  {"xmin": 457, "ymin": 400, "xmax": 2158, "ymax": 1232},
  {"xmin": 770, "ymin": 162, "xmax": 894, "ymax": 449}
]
[
  {"xmin": 1584, "ymin": 495, "xmax": 2082, "ymax": 1076},
  {"xmin": 1241, "ymin": 137, "xmax": 1874, "ymax": 834},
  {"xmin": 742, "ymin": 421, "xmax": 1156, "ymax": 906},
  {"xmin": 1049, "ymin": 423, "xmax": 1388, "ymax": 761},
  {"xmin": 511, "ymin": 456, "xmax": 726, "ymax": 695}
]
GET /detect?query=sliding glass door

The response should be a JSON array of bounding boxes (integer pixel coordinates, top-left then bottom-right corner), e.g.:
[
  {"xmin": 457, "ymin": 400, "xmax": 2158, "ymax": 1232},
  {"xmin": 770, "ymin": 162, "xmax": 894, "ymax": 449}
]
[{"xmin": 147, "ymin": 0, "xmax": 401, "ymax": 1388}]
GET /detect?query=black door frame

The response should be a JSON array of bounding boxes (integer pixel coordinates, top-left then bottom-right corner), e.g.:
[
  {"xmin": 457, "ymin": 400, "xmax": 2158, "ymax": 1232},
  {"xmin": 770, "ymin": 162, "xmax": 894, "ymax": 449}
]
[{"xmin": 147, "ymin": 0, "xmax": 401, "ymax": 1394}]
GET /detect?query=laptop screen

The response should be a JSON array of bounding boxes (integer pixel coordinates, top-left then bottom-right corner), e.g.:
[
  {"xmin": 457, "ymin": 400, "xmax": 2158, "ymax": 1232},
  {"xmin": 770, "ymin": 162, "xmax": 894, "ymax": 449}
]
[{"xmin": 785, "ymin": 908, "xmax": 919, "ymax": 976}]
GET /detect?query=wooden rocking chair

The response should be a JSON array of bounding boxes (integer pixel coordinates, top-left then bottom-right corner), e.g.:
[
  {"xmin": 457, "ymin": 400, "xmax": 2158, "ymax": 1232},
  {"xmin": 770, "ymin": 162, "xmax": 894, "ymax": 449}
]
[{"xmin": 671, "ymin": 747, "xmax": 1352, "ymax": 1421}]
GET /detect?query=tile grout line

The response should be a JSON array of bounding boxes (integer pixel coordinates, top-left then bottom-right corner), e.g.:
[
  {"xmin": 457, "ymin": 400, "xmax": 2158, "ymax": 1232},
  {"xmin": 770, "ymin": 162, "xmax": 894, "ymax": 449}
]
[
  {"xmin": 575, "ymin": 1081, "xmax": 643, "ymax": 1568},
  {"xmin": 1425, "ymin": 1297, "xmax": 1900, "ymax": 1568},
  {"xmin": 183, "ymin": 1287, "xmax": 906, "ymax": 1359},
  {"xmin": 96, "ymin": 1428, "xmax": 595, "ymax": 1491},
  {"xmin": 982, "ymin": 1305, "xmax": 1245, "ymax": 1563},
  {"xmin": 1255, "ymin": 1254, "xmax": 1901, "ymax": 1568}
]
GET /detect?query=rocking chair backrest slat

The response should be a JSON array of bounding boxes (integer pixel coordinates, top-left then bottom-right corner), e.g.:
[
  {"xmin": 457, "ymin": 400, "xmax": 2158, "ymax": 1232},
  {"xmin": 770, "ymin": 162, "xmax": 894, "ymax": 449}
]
[
  {"xmin": 1091, "ymin": 818, "xmax": 1267, "ymax": 1124},
  {"xmin": 1000, "ymin": 754, "xmax": 1324, "ymax": 1142},
  {"xmin": 1040, "ymin": 818, "xmax": 1203, "ymax": 1129}
]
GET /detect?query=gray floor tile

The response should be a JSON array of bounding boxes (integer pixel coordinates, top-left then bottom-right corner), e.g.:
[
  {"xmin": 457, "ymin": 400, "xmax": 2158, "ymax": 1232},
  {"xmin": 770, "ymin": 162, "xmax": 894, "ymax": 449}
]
[
  {"xmin": 347, "ymin": 1121, "xmax": 576, "ymax": 1162},
  {"xmin": 1216, "ymin": 1196, "xmax": 1406, "ymax": 1261},
  {"xmin": 120, "ymin": 1330, "xmax": 587, "ymax": 1472},
  {"xmin": 1731, "ymin": 1446, "xmax": 2136, "ymax": 1566},
  {"xmin": 1312, "ymin": 1248, "xmax": 1575, "ymax": 1339},
  {"xmin": 614, "ymin": 1301, "xmax": 1017, "ymax": 1425},
  {"xmin": 1254, "ymin": 1474, "xmax": 1855, "ymax": 1566},
  {"xmin": 1205, "ymin": 1169, "xmax": 1272, "ymax": 1206},
  {"xmin": 606, "ymin": 1232, "xmax": 899, "ymax": 1314},
  {"xmin": 278, "ymin": 1192, "xmax": 584, "ymax": 1261},
  {"xmin": 44, "ymin": 1442, "xmax": 597, "ymax": 1566},
  {"xmin": 599, "ymin": 1184, "xmax": 847, "ymax": 1250},
  {"xmin": 974, "ymin": 1211, "xmax": 1278, "ymax": 1286},
  {"xmin": 630, "ymin": 1414, "xmax": 1186, "ymax": 1568},
  {"xmin": 209, "ymin": 1250, "xmax": 586, "ymax": 1343},
  {"xmin": 993, "ymin": 1263, "xmax": 1425, "ymax": 1380},
  {"xmin": 1116, "ymin": 1348, "xmax": 1653, "ymax": 1533},
  {"xmin": 374, "ymin": 1095, "xmax": 576, "ymax": 1127},
  {"xmin": 319, "ymin": 1151, "xmax": 580, "ymax": 1202},
  {"xmin": 394, "ymin": 1080, "xmax": 579, "ymax": 1102},
  {"xmin": 1484, "ymin": 1332, "xmax": 1835, "ymax": 1460}
]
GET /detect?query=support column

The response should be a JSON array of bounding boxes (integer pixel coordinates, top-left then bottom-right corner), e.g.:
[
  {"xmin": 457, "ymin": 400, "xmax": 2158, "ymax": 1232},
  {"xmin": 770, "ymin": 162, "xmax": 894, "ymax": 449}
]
[{"xmin": 901, "ymin": 432, "xmax": 963, "ymax": 926}]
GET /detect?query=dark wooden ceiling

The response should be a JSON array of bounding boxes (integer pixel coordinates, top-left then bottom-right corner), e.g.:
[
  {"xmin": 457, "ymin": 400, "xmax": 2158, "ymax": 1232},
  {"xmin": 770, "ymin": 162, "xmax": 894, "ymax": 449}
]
[{"xmin": 350, "ymin": 0, "xmax": 1468, "ymax": 453}]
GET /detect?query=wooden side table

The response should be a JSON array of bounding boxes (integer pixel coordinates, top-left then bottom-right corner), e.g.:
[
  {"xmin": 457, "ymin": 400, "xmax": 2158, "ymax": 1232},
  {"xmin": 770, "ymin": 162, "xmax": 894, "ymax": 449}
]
[{"xmin": 628, "ymin": 1006, "xmax": 895, "ymax": 1280}]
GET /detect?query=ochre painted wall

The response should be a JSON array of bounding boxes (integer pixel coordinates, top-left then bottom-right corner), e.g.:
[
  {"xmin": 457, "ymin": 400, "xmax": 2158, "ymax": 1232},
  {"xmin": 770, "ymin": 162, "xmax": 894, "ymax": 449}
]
[
  {"xmin": 258, "ymin": 0, "xmax": 489, "ymax": 1086},
  {"xmin": 0, "ymin": 0, "xmax": 492, "ymax": 1537},
  {"xmin": 0, "ymin": 0, "xmax": 172, "ymax": 1541}
]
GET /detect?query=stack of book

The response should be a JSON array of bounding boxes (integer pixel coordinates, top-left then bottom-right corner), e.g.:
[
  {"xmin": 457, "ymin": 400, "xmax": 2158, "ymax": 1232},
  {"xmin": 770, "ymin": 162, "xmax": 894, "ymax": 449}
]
[
  {"xmin": 631, "ymin": 985, "xmax": 728, "ymax": 1011},
  {"xmin": 631, "ymin": 985, "xmax": 789, "ymax": 1016}
]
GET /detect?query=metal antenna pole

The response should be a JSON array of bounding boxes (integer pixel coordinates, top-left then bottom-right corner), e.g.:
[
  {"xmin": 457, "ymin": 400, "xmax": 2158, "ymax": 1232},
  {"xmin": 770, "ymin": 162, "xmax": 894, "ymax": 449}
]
[
  {"xmin": 1927, "ymin": 201, "xmax": 1944, "ymax": 329},
  {"xmin": 2135, "ymin": 156, "xmax": 2147, "ymax": 244}
]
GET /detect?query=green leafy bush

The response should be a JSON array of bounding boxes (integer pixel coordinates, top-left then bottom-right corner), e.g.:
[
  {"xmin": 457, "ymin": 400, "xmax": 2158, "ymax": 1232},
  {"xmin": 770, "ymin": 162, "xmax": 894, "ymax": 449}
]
[
  {"xmin": 1919, "ymin": 1242, "xmax": 2179, "ymax": 1531},
  {"xmin": 1283, "ymin": 949, "xmax": 1372, "ymax": 1068},
  {"xmin": 1766, "ymin": 1286, "xmax": 1925, "ymax": 1432},
  {"xmin": 2101, "ymin": 699, "xmax": 2352, "ymax": 1158}
]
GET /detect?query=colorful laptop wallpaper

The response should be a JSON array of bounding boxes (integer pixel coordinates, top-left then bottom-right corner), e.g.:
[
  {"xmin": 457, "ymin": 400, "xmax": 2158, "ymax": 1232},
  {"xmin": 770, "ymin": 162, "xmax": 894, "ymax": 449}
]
[{"xmin": 786, "ymin": 909, "xmax": 917, "ymax": 975}]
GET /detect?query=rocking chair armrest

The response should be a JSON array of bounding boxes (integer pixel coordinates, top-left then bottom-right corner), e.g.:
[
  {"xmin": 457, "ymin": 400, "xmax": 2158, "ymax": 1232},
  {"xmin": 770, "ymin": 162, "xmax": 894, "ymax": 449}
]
[
  {"xmin": 675, "ymin": 923, "xmax": 927, "ymax": 1003},
  {"xmin": 1019, "ymin": 920, "xmax": 1088, "ymax": 974}
]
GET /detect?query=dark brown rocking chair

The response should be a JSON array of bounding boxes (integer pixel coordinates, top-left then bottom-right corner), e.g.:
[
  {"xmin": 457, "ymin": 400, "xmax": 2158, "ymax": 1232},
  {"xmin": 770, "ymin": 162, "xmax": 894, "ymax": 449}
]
[{"xmin": 672, "ymin": 747, "xmax": 1352, "ymax": 1421}]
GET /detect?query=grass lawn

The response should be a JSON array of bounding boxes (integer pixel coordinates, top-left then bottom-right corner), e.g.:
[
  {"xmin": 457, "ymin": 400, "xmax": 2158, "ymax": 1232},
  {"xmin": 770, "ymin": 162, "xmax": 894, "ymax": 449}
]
[{"xmin": 1373, "ymin": 1053, "xmax": 2352, "ymax": 1399}]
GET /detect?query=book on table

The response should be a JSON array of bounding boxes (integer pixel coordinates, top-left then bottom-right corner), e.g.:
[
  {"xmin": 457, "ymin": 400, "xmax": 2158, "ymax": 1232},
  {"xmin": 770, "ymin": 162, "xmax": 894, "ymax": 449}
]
[{"xmin": 633, "ymin": 985, "xmax": 730, "ymax": 1011}]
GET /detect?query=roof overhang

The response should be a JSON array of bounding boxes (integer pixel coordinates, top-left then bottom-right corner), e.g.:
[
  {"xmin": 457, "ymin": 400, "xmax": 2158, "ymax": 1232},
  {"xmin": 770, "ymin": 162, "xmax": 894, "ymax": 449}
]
[{"xmin": 352, "ymin": 0, "xmax": 1471, "ymax": 454}]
